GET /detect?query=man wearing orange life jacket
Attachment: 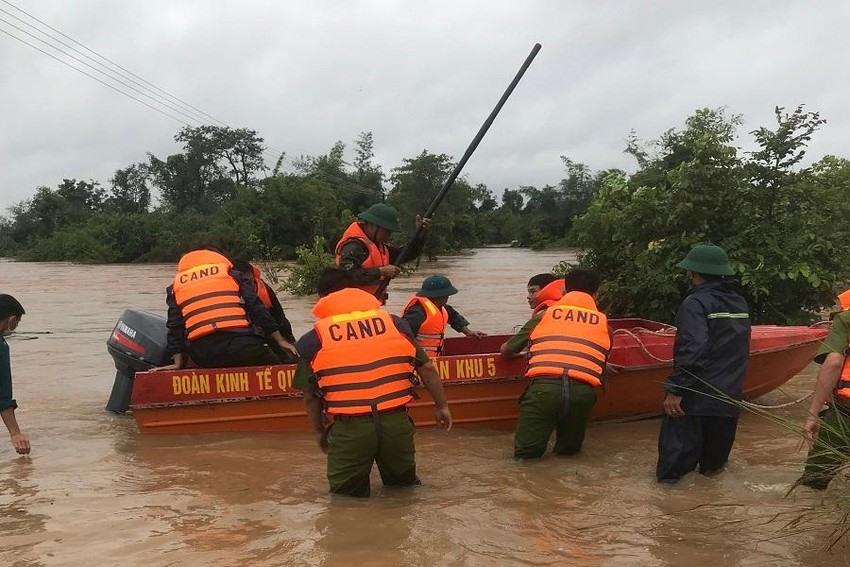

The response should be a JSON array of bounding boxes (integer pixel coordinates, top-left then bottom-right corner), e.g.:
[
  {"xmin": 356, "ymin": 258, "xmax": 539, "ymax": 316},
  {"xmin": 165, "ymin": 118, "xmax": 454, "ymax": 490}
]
[
  {"xmin": 501, "ymin": 269, "xmax": 612, "ymax": 459},
  {"xmin": 335, "ymin": 203, "xmax": 431, "ymax": 301},
  {"xmin": 401, "ymin": 275, "xmax": 486, "ymax": 358},
  {"xmin": 232, "ymin": 259, "xmax": 297, "ymax": 361},
  {"xmin": 293, "ymin": 268, "xmax": 452, "ymax": 498},
  {"xmin": 163, "ymin": 248, "xmax": 298, "ymax": 369},
  {"xmin": 799, "ymin": 288, "xmax": 850, "ymax": 489},
  {"xmin": 526, "ymin": 273, "xmax": 564, "ymax": 314}
]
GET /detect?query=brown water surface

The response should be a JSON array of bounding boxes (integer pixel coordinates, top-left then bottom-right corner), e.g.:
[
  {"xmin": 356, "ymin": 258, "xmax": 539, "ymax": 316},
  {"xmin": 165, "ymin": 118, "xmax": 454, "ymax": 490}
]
[{"xmin": 0, "ymin": 249, "xmax": 846, "ymax": 566}]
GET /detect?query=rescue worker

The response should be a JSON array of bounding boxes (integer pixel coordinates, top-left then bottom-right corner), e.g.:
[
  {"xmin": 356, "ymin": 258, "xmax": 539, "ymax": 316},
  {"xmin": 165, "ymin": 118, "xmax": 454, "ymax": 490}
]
[
  {"xmin": 164, "ymin": 248, "xmax": 298, "ymax": 369},
  {"xmin": 798, "ymin": 288, "xmax": 850, "ymax": 490},
  {"xmin": 500, "ymin": 269, "xmax": 613, "ymax": 459},
  {"xmin": 293, "ymin": 268, "xmax": 452, "ymax": 498},
  {"xmin": 526, "ymin": 273, "xmax": 564, "ymax": 314},
  {"xmin": 335, "ymin": 203, "xmax": 431, "ymax": 300},
  {"xmin": 656, "ymin": 244, "xmax": 751, "ymax": 484},
  {"xmin": 401, "ymin": 275, "xmax": 486, "ymax": 358},
  {"xmin": 232, "ymin": 259, "xmax": 297, "ymax": 362},
  {"xmin": 0, "ymin": 294, "xmax": 30, "ymax": 455}
]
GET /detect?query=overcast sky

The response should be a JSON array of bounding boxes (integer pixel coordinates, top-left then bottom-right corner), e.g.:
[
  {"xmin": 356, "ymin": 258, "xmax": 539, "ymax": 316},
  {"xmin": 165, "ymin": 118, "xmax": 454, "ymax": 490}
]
[{"xmin": 1, "ymin": 0, "xmax": 848, "ymax": 211}]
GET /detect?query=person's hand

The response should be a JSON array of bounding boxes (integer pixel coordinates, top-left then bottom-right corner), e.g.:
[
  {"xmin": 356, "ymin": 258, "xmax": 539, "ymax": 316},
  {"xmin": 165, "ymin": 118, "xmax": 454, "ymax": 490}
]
[
  {"xmin": 802, "ymin": 415, "xmax": 820, "ymax": 450},
  {"xmin": 434, "ymin": 404, "xmax": 452, "ymax": 431},
  {"xmin": 416, "ymin": 215, "xmax": 432, "ymax": 232},
  {"xmin": 379, "ymin": 265, "xmax": 401, "ymax": 279},
  {"xmin": 11, "ymin": 432, "xmax": 30, "ymax": 455},
  {"xmin": 276, "ymin": 339, "xmax": 299, "ymax": 359},
  {"xmin": 663, "ymin": 393, "xmax": 684, "ymax": 417},
  {"xmin": 466, "ymin": 330, "xmax": 488, "ymax": 338}
]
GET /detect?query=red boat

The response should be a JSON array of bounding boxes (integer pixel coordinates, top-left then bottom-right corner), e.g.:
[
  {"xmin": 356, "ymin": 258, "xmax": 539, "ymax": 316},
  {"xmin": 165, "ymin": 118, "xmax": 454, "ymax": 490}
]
[{"xmin": 125, "ymin": 318, "xmax": 827, "ymax": 435}]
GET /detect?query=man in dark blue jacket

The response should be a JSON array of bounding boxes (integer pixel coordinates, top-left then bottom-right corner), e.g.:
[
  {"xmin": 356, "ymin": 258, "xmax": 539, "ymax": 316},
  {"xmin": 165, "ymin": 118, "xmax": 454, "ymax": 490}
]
[{"xmin": 657, "ymin": 244, "xmax": 752, "ymax": 483}]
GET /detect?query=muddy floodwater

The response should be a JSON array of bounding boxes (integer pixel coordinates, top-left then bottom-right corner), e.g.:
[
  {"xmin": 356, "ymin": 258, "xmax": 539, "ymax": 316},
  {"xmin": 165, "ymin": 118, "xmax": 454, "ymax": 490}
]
[{"xmin": 0, "ymin": 248, "xmax": 847, "ymax": 566}]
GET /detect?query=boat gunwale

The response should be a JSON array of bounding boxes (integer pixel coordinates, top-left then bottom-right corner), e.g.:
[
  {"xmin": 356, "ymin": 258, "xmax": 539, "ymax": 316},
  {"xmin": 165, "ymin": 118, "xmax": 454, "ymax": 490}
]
[{"xmin": 130, "ymin": 334, "xmax": 825, "ymax": 410}]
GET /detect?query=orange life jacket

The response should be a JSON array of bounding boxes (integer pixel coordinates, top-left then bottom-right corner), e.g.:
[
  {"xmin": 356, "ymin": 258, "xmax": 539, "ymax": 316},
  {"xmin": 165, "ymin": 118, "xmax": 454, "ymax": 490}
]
[
  {"xmin": 334, "ymin": 222, "xmax": 391, "ymax": 295},
  {"xmin": 311, "ymin": 288, "xmax": 416, "ymax": 416},
  {"xmin": 403, "ymin": 295, "xmax": 448, "ymax": 356},
  {"xmin": 526, "ymin": 291, "xmax": 611, "ymax": 387},
  {"xmin": 249, "ymin": 264, "xmax": 273, "ymax": 310},
  {"xmin": 172, "ymin": 250, "xmax": 251, "ymax": 342},
  {"xmin": 532, "ymin": 279, "xmax": 566, "ymax": 315}
]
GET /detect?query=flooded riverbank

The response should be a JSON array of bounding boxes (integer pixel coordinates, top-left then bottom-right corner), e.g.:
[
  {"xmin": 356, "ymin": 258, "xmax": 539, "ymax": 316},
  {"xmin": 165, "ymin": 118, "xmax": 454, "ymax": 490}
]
[{"xmin": 0, "ymin": 249, "xmax": 845, "ymax": 565}]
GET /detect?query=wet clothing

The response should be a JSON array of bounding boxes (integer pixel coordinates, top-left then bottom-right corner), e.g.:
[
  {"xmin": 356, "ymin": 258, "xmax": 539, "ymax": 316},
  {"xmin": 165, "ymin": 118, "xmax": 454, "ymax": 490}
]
[
  {"xmin": 799, "ymin": 405, "xmax": 850, "ymax": 490},
  {"xmin": 336, "ymin": 232, "xmax": 425, "ymax": 290},
  {"xmin": 294, "ymin": 294, "xmax": 429, "ymax": 498},
  {"xmin": 402, "ymin": 302, "xmax": 469, "ymax": 336},
  {"xmin": 0, "ymin": 337, "xmax": 17, "ymax": 411},
  {"xmin": 656, "ymin": 416, "xmax": 738, "ymax": 482},
  {"xmin": 657, "ymin": 279, "xmax": 750, "ymax": 483},
  {"xmin": 514, "ymin": 380, "xmax": 596, "ymax": 459},
  {"xmin": 326, "ymin": 410, "xmax": 418, "ymax": 497},
  {"xmin": 664, "ymin": 279, "xmax": 752, "ymax": 418},
  {"xmin": 166, "ymin": 268, "xmax": 281, "ymax": 367},
  {"xmin": 799, "ymin": 312, "xmax": 850, "ymax": 489},
  {"xmin": 506, "ymin": 293, "xmax": 610, "ymax": 458}
]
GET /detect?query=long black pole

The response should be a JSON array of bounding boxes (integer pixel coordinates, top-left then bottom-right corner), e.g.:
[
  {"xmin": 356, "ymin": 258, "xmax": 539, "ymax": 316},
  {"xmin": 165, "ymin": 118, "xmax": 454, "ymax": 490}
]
[{"xmin": 393, "ymin": 42, "xmax": 542, "ymax": 268}]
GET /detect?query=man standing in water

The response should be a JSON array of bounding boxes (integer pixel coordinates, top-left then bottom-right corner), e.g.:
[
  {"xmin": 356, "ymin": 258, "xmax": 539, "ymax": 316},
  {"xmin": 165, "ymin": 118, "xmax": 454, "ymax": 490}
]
[
  {"xmin": 657, "ymin": 244, "xmax": 751, "ymax": 484},
  {"xmin": 0, "ymin": 294, "xmax": 31, "ymax": 455},
  {"xmin": 797, "ymin": 289, "xmax": 850, "ymax": 490},
  {"xmin": 294, "ymin": 268, "xmax": 452, "ymax": 497},
  {"xmin": 335, "ymin": 203, "xmax": 431, "ymax": 301},
  {"xmin": 500, "ymin": 270, "xmax": 612, "ymax": 459}
]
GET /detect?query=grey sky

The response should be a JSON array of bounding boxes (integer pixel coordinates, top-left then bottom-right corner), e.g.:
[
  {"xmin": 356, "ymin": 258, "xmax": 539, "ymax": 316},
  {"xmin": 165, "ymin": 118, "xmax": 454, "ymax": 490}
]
[{"xmin": 2, "ymin": 0, "xmax": 848, "ymax": 212}]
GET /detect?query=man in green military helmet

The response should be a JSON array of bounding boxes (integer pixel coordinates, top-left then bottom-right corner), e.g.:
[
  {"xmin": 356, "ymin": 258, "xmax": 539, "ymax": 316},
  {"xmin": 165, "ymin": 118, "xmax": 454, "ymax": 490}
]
[
  {"xmin": 402, "ymin": 275, "xmax": 486, "ymax": 357},
  {"xmin": 657, "ymin": 244, "xmax": 751, "ymax": 483},
  {"xmin": 335, "ymin": 203, "xmax": 431, "ymax": 300}
]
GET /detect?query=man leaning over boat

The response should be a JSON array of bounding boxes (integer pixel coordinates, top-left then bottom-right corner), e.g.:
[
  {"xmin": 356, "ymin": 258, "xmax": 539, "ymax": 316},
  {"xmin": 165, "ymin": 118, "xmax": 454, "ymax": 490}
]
[{"xmin": 500, "ymin": 269, "xmax": 613, "ymax": 460}]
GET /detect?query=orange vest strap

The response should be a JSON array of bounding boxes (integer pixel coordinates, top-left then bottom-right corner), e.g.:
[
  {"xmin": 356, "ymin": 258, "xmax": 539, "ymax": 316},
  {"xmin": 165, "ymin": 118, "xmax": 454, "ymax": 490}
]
[
  {"xmin": 526, "ymin": 361, "xmax": 603, "ymax": 380},
  {"xmin": 323, "ymin": 389, "xmax": 414, "ymax": 410},
  {"xmin": 319, "ymin": 372, "xmax": 414, "ymax": 393},
  {"xmin": 528, "ymin": 335, "xmax": 609, "ymax": 356},
  {"xmin": 528, "ymin": 348, "xmax": 605, "ymax": 366},
  {"xmin": 177, "ymin": 289, "xmax": 241, "ymax": 310},
  {"xmin": 185, "ymin": 314, "xmax": 250, "ymax": 336},
  {"xmin": 182, "ymin": 301, "xmax": 245, "ymax": 321},
  {"xmin": 315, "ymin": 355, "xmax": 417, "ymax": 378}
]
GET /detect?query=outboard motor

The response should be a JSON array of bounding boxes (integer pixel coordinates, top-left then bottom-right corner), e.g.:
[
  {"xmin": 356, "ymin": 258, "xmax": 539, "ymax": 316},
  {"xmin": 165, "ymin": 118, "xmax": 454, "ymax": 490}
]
[{"xmin": 106, "ymin": 310, "xmax": 169, "ymax": 414}]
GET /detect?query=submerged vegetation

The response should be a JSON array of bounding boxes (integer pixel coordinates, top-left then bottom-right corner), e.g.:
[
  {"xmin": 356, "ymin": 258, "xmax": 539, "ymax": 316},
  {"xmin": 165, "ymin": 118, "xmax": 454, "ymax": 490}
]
[{"xmin": 2, "ymin": 106, "xmax": 849, "ymax": 321}]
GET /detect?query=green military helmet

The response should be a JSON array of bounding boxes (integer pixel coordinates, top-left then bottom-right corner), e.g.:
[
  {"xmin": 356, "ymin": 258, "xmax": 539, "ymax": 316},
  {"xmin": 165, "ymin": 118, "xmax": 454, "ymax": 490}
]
[
  {"xmin": 676, "ymin": 244, "xmax": 735, "ymax": 276},
  {"xmin": 417, "ymin": 275, "xmax": 458, "ymax": 298},
  {"xmin": 357, "ymin": 203, "xmax": 401, "ymax": 232}
]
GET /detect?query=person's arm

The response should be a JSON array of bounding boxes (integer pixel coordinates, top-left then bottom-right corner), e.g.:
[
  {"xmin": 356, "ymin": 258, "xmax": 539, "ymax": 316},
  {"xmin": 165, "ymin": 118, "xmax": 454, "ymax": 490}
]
[
  {"xmin": 500, "ymin": 315, "xmax": 541, "ymax": 358},
  {"xmin": 446, "ymin": 305, "xmax": 486, "ymax": 337},
  {"xmin": 293, "ymin": 332, "xmax": 326, "ymax": 450},
  {"xmin": 402, "ymin": 304, "xmax": 427, "ymax": 336},
  {"xmin": 165, "ymin": 285, "xmax": 188, "ymax": 368},
  {"xmin": 338, "ymin": 240, "xmax": 397, "ymax": 284},
  {"xmin": 664, "ymin": 297, "xmax": 710, "ymax": 394},
  {"xmin": 233, "ymin": 270, "xmax": 297, "ymax": 357},
  {"xmin": 0, "ymin": 340, "xmax": 29, "ymax": 454},
  {"xmin": 417, "ymin": 361, "xmax": 452, "ymax": 430},
  {"xmin": 266, "ymin": 284, "xmax": 295, "ymax": 343},
  {"xmin": 802, "ymin": 314, "xmax": 850, "ymax": 446}
]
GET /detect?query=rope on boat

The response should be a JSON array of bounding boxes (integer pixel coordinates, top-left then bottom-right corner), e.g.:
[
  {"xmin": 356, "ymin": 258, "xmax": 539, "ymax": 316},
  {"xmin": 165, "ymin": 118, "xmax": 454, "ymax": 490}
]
[{"xmin": 612, "ymin": 328, "xmax": 675, "ymax": 363}]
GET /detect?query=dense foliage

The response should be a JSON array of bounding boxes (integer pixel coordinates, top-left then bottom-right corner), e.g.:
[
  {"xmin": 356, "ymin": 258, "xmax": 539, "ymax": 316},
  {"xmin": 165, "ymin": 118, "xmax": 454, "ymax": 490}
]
[
  {"xmin": 0, "ymin": 126, "xmax": 596, "ymax": 263},
  {"xmin": 571, "ymin": 106, "xmax": 850, "ymax": 324}
]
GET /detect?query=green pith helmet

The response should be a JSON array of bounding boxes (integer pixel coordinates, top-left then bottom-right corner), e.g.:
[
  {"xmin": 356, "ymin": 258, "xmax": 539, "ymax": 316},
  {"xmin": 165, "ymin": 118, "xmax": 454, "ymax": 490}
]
[
  {"xmin": 417, "ymin": 275, "xmax": 458, "ymax": 298},
  {"xmin": 357, "ymin": 203, "xmax": 401, "ymax": 232},
  {"xmin": 677, "ymin": 244, "xmax": 735, "ymax": 276}
]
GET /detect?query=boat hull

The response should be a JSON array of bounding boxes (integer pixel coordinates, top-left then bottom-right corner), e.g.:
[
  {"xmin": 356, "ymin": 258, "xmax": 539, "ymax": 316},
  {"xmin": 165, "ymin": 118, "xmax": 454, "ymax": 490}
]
[{"xmin": 130, "ymin": 323, "xmax": 825, "ymax": 435}]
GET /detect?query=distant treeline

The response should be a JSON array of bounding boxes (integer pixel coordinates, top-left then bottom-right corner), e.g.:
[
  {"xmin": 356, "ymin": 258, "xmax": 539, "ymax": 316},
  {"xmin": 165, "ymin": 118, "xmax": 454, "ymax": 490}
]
[
  {"xmin": 0, "ymin": 127, "xmax": 603, "ymax": 264},
  {"xmin": 3, "ymin": 106, "xmax": 849, "ymax": 324}
]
